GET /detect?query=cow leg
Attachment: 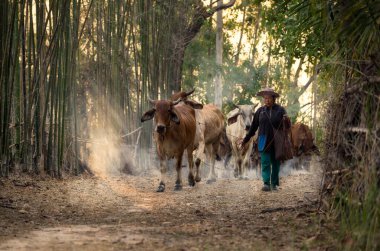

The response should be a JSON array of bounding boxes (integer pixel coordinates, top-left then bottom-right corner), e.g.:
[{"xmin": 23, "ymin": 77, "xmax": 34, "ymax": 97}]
[
  {"xmin": 233, "ymin": 157, "xmax": 240, "ymax": 178},
  {"xmin": 174, "ymin": 153, "xmax": 184, "ymax": 191},
  {"xmin": 294, "ymin": 156, "xmax": 300, "ymax": 170},
  {"xmin": 304, "ymin": 155, "xmax": 311, "ymax": 171},
  {"xmin": 187, "ymin": 146, "xmax": 196, "ymax": 187},
  {"xmin": 243, "ymin": 155, "xmax": 250, "ymax": 180},
  {"xmin": 194, "ymin": 158, "xmax": 202, "ymax": 182},
  {"xmin": 194, "ymin": 157, "xmax": 202, "ymax": 182},
  {"xmin": 206, "ymin": 144, "xmax": 217, "ymax": 184},
  {"xmin": 299, "ymin": 155, "xmax": 304, "ymax": 169},
  {"xmin": 237, "ymin": 158, "xmax": 243, "ymax": 179},
  {"xmin": 157, "ymin": 157, "xmax": 168, "ymax": 192},
  {"xmin": 194, "ymin": 137, "xmax": 205, "ymax": 182},
  {"xmin": 299, "ymin": 155, "xmax": 310, "ymax": 170},
  {"xmin": 195, "ymin": 139, "xmax": 206, "ymax": 165},
  {"xmin": 224, "ymin": 152, "xmax": 232, "ymax": 169}
]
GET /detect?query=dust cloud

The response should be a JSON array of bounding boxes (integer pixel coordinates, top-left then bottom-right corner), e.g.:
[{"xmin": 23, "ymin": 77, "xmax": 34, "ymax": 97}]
[
  {"xmin": 86, "ymin": 129, "xmax": 133, "ymax": 178},
  {"xmin": 81, "ymin": 96, "xmax": 316, "ymax": 183},
  {"xmin": 82, "ymin": 94, "xmax": 143, "ymax": 179}
]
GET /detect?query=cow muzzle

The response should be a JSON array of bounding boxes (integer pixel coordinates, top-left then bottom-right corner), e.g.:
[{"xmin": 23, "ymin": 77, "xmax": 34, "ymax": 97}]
[
  {"xmin": 156, "ymin": 125, "xmax": 166, "ymax": 134},
  {"xmin": 245, "ymin": 125, "xmax": 250, "ymax": 131}
]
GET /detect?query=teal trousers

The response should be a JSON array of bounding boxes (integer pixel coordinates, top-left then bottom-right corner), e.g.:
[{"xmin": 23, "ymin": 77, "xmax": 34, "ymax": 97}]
[{"xmin": 260, "ymin": 150, "xmax": 280, "ymax": 186}]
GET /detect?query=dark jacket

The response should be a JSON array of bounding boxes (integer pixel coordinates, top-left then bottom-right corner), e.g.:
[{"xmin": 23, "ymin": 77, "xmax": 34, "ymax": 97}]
[{"xmin": 242, "ymin": 103, "xmax": 287, "ymax": 152}]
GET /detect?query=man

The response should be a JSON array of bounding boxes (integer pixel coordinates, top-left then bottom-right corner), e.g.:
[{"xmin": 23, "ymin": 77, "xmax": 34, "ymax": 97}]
[{"xmin": 239, "ymin": 87, "xmax": 290, "ymax": 191}]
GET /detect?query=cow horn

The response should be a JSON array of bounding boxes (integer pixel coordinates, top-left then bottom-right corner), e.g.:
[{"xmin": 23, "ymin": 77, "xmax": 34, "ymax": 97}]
[
  {"xmin": 233, "ymin": 103, "xmax": 240, "ymax": 109},
  {"xmin": 172, "ymin": 98, "xmax": 182, "ymax": 106},
  {"xmin": 184, "ymin": 88, "xmax": 195, "ymax": 97},
  {"xmin": 148, "ymin": 97, "xmax": 155, "ymax": 105}
]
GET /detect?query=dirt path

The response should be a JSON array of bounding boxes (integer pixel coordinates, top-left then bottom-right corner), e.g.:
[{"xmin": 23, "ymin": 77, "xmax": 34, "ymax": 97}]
[{"xmin": 0, "ymin": 160, "xmax": 336, "ymax": 250}]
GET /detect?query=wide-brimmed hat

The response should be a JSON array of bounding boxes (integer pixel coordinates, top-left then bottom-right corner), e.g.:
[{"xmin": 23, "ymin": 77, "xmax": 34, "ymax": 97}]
[{"xmin": 256, "ymin": 87, "xmax": 280, "ymax": 98}]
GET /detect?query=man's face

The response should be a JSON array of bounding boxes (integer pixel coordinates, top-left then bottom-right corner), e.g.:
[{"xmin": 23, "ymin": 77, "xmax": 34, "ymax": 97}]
[{"xmin": 263, "ymin": 95, "xmax": 274, "ymax": 107}]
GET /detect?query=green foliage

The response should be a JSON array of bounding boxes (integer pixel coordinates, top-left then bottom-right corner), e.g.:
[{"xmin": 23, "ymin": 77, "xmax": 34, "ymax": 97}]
[
  {"xmin": 333, "ymin": 181, "xmax": 380, "ymax": 250},
  {"xmin": 183, "ymin": 3, "xmax": 263, "ymax": 112},
  {"xmin": 224, "ymin": 60, "xmax": 264, "ymax": 102},
  {"xmin": 262, "ymin": 0, "xmax": 325, "ymax": 63},
  {"xmin": 182, "ymin": 21, "xmax": 217, "ymax": 103}
]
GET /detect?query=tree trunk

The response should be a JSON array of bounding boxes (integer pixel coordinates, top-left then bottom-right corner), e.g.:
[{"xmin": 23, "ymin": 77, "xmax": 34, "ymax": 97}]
[
  {"xmin": 293, "ymin": 56, "xmax": 305, "ymax": 87},
  {"xmin": 170, "ymin": 0, "xmax": 236, "ymax": 93},
  {"xmin": 234, "ymin": 5, "xmax": 246, "ymax": 65},
  {"xmin": 214, "ymin": 0, "xmax": 223, "ymax": 108},
  {"xmin": 250, "ymin": 3, "xmax": 261, "ymax": 66},
  {"xmin": 265, "ymin": 38, "xmax": 272, "ymax": 87}
]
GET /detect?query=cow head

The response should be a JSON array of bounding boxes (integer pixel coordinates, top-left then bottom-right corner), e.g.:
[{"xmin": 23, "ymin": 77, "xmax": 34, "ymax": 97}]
[
  {"xmin": 141, "ymin": 97, "xmax": 202, "ymax": 135},
  {"xmin": 291, "ymin": 123, "xmax": 317, "ymax": 156},
  {"xmin": 171, "ymin": 88, "xmax": 195, "ymax": 101},
  {"xmin": 227, "ymin": 104, "xmax": 258, "ymax": 131},
  {"xmin": 141, "ymin": 99, "xmax": 182, "ymax": 135},
  {"xmin": 170, "ymin": 88, "xmax": 203, "ymax": 109}
]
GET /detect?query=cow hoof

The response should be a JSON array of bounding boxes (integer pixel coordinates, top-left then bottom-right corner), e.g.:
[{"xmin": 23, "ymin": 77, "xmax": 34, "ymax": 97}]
[
  {"xmin": 238, "ymin": 176, "xmax": 244, "ymax": 180},
  {"xmin": 206, "ymin": 178, "xmax": 216, "ymax": 184},
  {"xmin": 188, "ymin": 178, "xmax": 195, "ymax": 187},
  {"xmin": 195, "ymin": 159, "xmax": 201, "ymax": 167},
  {"xmin": 174, "ymin": 184, "xmax": 182, "ymax": 191},
  {"xmin": 243, "ymin": 177, "xmax": 249, "ymax": 180},
  {"xmin": 156, "ymin": 184, "xmax": 165, "ymax": 192},
  {"xmin": 195, "ymin": 176, "xmax": 201, "ymax": 182},
  {"xmin": 215, "ymin": 154, "xmax": 221, "ymax": 161}
]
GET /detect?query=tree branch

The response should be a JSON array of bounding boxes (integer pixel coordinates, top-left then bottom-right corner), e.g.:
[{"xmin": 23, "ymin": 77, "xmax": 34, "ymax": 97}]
[
  {"xmin": 299, "ymin": 64, "xmax": 320, "ymax": 95},
  {"xmin": 234, "ymin": 5, "xmax": 246, "ymax": 65},
  {"xmin": 78, "ymin": 0, "xmax": 94, "ymax": 42},
  {"xmin": 345, "ymin": 76, "xmax": 380, "ymax": 94},
  {"xmin": 184, "ymin": 0, "xmax": 236, "ymax": 45},
  {"xmin": 210, "ymin": 0, "xmax": 236, "ymax": 13},
  {"xmin": 293, "ymin": 56, "xmax": 305, "ymax": 87}
]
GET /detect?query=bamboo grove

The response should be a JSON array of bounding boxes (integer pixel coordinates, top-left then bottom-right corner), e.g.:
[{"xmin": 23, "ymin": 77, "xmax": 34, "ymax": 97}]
[
  {"xmin": 2, "ymin": 1, "xmax": 133, "ymax": 176},
  {"xmin": 0, "ymin": 0, "xmax": 84, "ymax": 177},
  {"xmin": 0, "ymin": 0, "xmax": 238, "ymax": 177},
  {"xmin": 0, "ymin": 0, "xmax": 156, "ymax": 177}
]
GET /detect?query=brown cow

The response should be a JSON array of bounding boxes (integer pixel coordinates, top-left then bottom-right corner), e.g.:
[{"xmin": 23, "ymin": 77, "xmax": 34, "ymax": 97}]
[
  {"xmin": 141, "ymin": 98, "xmax": 203, "ymax": 192},
  {"xmin": 290, "ymin": 122, "xmax": 318, "ymax": 169},
  {"xmin": 171, "ymin": 90, "xmax": 225, "ymax": 184}
]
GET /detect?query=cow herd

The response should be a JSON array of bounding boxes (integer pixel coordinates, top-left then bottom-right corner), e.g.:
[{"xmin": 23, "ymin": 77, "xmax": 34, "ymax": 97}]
[{"xmin": 141, "ymin": 89, "xmax": 318, "ymax": 192}]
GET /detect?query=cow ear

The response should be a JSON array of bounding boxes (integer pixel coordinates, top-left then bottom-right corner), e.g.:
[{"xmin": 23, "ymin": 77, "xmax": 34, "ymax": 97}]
[
  {"xmin": 141, "ymin": 109, "xmax": 156, "ymax": 122},
  {"xmin": 184, "ymin": 100, "xmax": 203, "ymax": 109},
  {"xmin": 233, "ymin": 103, "xmax": 240, "ymax": 109},
  {"xmin": 169, "ymin": 110, "xmax": 180, "ymax": 124},
  {"xmin": 227, "ymin": 108, "xmax": 240, "ymax": 125},
  {"xmin": 252, "ymin": 103, "xmax": 259, "ymax": 111},
  {"xmin": 227, "ymin": 114, "xmax": 239, "ymax": 125}
]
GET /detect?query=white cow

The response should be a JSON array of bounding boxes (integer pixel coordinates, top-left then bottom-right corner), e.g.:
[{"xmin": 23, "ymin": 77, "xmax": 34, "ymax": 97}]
[{"xmin": 226, "ymin": 104, "xmax": 258, "ymax": 179}]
